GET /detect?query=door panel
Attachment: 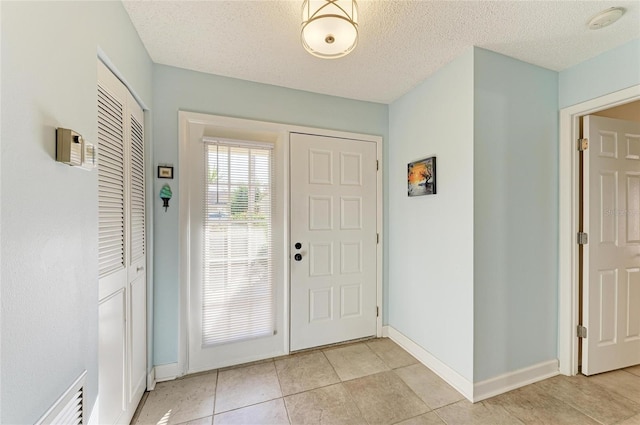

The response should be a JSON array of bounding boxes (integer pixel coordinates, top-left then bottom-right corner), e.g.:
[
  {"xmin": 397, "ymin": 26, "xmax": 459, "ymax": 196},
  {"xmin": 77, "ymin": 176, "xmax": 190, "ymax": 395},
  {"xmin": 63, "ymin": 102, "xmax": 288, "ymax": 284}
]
[
  {"xmin": 628, "ymin": 270, "xmax": 640, "ymax": 339},
  {"xmin": 129, "ymin": 275, "xmax": 147, "ymax": 403},
  {"xmin": 583, "ymin": 115, "xmax": 640, "ymax": 375},
  {"xmin": 99, "ymin": 291, "xmax": 126, "ymax": 425},
  {"xmin": 627, "ymin": 174, "xmax": 640, "ymax": 243},
  {"xmin": 290, "ymin": 133, "xmax": 377, "ymax": 351}
]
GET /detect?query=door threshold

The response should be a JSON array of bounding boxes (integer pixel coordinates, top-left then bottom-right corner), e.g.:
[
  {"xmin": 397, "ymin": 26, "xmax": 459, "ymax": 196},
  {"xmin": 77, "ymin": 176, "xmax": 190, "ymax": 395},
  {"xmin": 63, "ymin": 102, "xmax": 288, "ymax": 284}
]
[{"xmin": 289, "ymin": 335, "xmax": 377, "ymax": 355}]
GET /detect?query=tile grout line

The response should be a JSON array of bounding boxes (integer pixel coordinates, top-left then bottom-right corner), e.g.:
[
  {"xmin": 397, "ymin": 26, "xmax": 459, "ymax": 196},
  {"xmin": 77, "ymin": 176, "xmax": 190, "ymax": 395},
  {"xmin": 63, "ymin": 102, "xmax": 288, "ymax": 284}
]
[
  {"xmin": 494, "ymin": 383, "xmax": 603, "ymax": 425},
  {"xmin": 615, "ymin": 369, "xmax": 640, "ymax": 409},
  {"xmin": 388, "ymin": 367, "xmax": 437, "ymax": 411},
  {"xmin": 533, "ymin": 379, "xmax": 609, "ymax": 425},
  {"xmin": 211, "ymin": 369, "xmax": 219, "ymax": 418},
  {"xmin": 272, "ymin": 358, "xmax": 292, "ymax": 424},
  {"xmin": 321, "ymin": 348, "xmax": 344, "ymax": 384},
  {"xmin": 281, "ymin": 397, "xmax": 292, "ymax": 425},
  {"xmin": 581, "ymin": 373, "xmax": 640, "ymax": 415},
  {"xmin": 279, "ymin": 379, "xmax": 342, "ymax": 397},
  {"xmin": 325, "ymin": 342, "xmax": 435, "ymax": 424},
  {"xmin": 211, "ymin": 358, "xmax": 287, "ymax": 418},
  {"xmin": 431, "ymin": 406, "xmax": 451, "ymax": 425},
  {"xmin": 430, "ymin": 398, "xmax": 466, "ymax": 411},
  {"xmin": 175, "ymin": 414, "xmax": 213, "ymax": 425},
  {"xmin": 215, "ymin": 346, "xmax": 389, "ymax": 419},
  {"xmin": 211, "ymin": 396, "xmax": 285, "ymax": 417},
  {"xmin": 320, "ymin": 349, "xmax": 372, "ymax": 425},
  {"xmin": 327, "ymin": 341, "xmax": 434, "ymax": 424},
  {"xmin": 367, "ymin": 338, "xmax": 446, "ymax": 417}
]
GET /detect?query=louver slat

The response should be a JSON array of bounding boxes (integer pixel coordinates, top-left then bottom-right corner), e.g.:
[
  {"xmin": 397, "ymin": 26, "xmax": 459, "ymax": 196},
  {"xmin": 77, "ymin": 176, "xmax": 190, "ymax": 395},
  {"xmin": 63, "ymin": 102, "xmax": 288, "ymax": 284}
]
[
  {"xmin": 98, "ymin": 85, "xmax": 125, "ymax": 278},
  {"xmin": 35, "ymin": 371, "xmax": 85, "ymax": 425},
  {"xmin": 130, "ymin": 115, "xmax": 145, "ymax": 263},
  {"xmin": 53, "ymin": 389, "xmax": 83, "ymax": 425}
]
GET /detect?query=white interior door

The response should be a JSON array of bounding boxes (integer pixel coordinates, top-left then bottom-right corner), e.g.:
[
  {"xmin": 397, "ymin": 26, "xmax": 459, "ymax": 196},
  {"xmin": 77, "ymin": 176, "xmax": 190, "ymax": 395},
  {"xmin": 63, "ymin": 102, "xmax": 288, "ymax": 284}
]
[
  {"xmin": 583, "ymin": 115, "xmax": 640, "ymax": 375},
  {"xmin": 290, "ymin": 132, "xmax": 378, "ymax": 351}
]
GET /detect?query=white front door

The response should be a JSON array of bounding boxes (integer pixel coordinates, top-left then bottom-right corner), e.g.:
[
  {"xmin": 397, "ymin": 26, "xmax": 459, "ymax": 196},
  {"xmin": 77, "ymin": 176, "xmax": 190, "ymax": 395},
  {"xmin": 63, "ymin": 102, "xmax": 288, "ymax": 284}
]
[
  {"xmin": 583, "ymin": 115, "xmax": 640, "ymax": 375},
  {"xmin": 290, "ymin": 132, "xmax": 378, "ymax": 351}
]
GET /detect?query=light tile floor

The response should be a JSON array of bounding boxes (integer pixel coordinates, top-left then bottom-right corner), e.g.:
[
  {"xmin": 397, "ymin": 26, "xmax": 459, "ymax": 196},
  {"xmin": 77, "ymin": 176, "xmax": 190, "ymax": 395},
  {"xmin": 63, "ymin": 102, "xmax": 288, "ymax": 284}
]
[{"xmin": 132, "ymin": 339, "xmax": 640, "ymax": 425}]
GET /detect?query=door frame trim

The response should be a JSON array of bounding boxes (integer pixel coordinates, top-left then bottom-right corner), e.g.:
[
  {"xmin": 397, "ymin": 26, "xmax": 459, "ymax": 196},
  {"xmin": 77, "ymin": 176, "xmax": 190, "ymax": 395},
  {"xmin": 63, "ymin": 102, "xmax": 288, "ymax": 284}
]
[
  {"xmin": 558, "ymin": 84, "xmax": 640, "ymax": 376},
  {"xmin": 178, "ymin": 111, "xmax": 383, "ymax": 376}
]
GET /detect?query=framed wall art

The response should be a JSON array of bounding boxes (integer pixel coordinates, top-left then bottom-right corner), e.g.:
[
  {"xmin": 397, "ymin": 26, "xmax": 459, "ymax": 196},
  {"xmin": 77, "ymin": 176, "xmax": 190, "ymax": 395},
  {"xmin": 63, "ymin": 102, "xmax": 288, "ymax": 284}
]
[
  {"xmin": 158, "ymin": 165, "xmax": 174, "ymax": 179},
  {"xmin": 408, "ymin": 156, "xmax": 436, "ymax": 196}
]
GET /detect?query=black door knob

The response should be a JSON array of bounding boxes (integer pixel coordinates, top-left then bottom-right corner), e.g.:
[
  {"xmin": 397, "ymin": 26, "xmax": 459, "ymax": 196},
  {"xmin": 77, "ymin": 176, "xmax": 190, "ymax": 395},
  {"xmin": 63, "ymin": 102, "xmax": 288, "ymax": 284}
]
[
  {"xmin": 295, "ymin": 242, "xmax": 302, "ymax": 250},
  {"xmin": 294, "ymin": 253, "xmax": 303, "ymax": 261}
]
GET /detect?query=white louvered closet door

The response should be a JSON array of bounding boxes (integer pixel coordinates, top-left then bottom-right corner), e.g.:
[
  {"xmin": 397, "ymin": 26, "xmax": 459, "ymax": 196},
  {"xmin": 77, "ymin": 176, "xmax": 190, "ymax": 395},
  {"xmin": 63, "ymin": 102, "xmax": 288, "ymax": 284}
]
[
  {"xmin": 97, "ymin": 59, "xmax": 146, "ymax": 425},
  {"xmin": 127, "ymin": 104, "xmax": 147, "ymax": 411}
]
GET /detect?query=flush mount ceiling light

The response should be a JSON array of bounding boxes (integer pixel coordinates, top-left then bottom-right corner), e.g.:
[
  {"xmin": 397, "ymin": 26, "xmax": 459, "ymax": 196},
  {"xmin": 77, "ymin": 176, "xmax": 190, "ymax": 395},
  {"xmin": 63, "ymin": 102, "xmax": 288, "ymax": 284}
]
[
  {"xmin": 587, "ymin": 7, "xmax": 625, "ymax": 30},
  {"xmin": 301, "ymin": 0, "xmax": 358, "ymax": 59}
]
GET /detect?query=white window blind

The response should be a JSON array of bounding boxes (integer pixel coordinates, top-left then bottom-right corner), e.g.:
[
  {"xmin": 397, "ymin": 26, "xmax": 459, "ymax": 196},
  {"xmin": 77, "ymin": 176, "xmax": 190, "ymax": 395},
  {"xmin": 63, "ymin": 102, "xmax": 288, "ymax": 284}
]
[
  {"xmin": 202, "ymin": 139, "xmax": 274, "ymax": 346},
  {"xmin": 129, "ymin": 115, "xmax": 145, "ymax": 264},
  {"xmin": 97, "ymin": 85, "xmax": 125, "ymax": 278}
]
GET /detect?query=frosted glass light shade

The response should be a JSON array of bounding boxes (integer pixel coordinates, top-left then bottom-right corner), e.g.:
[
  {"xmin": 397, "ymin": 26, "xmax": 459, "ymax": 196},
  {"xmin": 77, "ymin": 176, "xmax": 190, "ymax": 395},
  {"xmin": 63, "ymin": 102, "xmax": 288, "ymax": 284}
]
[{"xmin": 301, "ymin": 0, "xmax": 358, "ymax": 59}]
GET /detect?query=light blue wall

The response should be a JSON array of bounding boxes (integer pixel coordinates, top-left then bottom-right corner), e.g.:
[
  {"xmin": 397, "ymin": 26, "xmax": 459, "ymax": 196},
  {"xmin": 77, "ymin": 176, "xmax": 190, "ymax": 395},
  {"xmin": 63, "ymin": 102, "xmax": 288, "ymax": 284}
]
[
  {"xmin": 388, "ymin": 50, "xmax": 475, "ymax": 381},
  {"xmin": 559, "ymin": 38, "xmax": 640, "ymax": 108},
  {"xmin": 0, "ymin": 2, "xmax": 152, "ymax": 423},
  {"xmin": 473, "ymin": 48, "xmax": 558, "ymax": 382},
  {"xmin": 152, "ymin": 64, "xmax": 388, "ymax": 365},
  {"xmin": 2, "ymin": 3, "xmax": 635, "ymax": 416}
]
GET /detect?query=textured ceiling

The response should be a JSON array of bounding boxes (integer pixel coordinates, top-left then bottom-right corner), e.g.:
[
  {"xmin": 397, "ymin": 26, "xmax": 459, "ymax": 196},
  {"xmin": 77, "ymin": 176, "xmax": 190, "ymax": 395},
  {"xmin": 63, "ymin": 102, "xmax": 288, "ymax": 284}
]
[{"xmin": 123, "ymin": 1, "xmax": 640, "ymax": 104}]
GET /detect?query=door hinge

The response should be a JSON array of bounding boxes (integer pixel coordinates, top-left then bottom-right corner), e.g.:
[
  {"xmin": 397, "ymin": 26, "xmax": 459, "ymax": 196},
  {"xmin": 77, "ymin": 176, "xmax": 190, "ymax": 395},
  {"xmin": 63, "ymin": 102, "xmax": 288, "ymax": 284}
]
[
  {"xmin": 376, "ymin": 160, "xmax": 379, "ymax": 171},
  {"xmin": 577, "ymin": 325, "xmax": 587, "ymax": 338},
  {"xmin": 577, "ymin": 232, "xmax": 588, "ymax": 245},
  {"xmin": 376, "ymin": 233, "xmax": 379, "ymax": 244},
  {"xmin": 376, "ymin": 306, "xmax": 379, "ymax": 317},
  {"xmin": 578, "ymin": 138, "xmax": 589, "ymax": 151}
]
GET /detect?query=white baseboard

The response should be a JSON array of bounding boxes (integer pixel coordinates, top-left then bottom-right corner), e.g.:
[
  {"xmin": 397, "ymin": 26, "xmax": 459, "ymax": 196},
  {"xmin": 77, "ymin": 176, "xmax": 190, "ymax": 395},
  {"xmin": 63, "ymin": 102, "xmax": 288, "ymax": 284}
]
[
  {"xmin": 147, "ymin": 368, "xmax": 156, "ymax": 391},
  {"xmin": 385, "ymin": 326, "xmax": 474, "ymax": 401},
  {"xmin": 384, "ymin": 325, "xmax": 559, "ymax": 403},
  {"xmin": 473, "ymin": 359, "xmax": 559, "ymax": 402},
  {"xmin": 154, "ymin": 362, "xmax": 180, "ymax": 383}
]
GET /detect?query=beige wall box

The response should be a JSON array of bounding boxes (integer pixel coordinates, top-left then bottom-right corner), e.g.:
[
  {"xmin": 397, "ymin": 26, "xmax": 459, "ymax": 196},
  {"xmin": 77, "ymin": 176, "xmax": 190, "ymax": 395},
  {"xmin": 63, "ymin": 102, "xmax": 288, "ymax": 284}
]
[{"xmin": 56, "ymin": 128, "xmax": 84, "ymax": 166}]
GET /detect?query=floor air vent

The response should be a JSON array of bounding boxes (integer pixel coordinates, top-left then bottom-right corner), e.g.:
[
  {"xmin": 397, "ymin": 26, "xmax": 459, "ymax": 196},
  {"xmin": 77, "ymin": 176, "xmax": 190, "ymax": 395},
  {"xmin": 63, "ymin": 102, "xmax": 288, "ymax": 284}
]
[{"xmin": 36, "ymin": 371, "xmax": 86, "ymax": 425}]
